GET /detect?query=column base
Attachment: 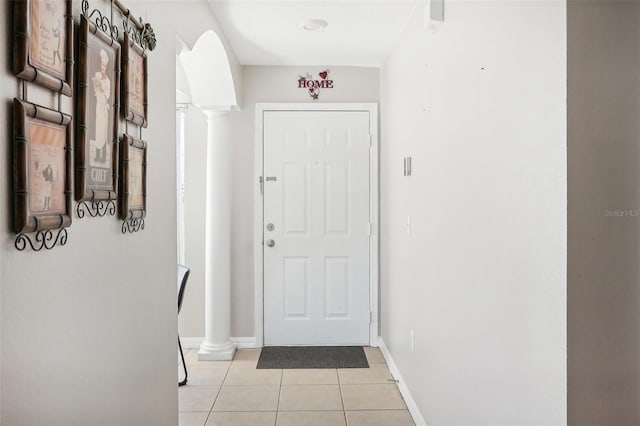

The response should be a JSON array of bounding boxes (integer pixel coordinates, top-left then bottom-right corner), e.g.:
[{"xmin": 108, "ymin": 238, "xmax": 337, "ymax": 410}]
[{"xmin": 198, "ymin": 340, "xmax": 236, "ymax": 361}]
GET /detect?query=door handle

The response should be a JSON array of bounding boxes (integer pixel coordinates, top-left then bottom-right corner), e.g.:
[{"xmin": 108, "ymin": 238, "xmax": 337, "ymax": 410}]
[{"xmin": 266, "ymin": 239, "xmax": 275, "ymax": 248}]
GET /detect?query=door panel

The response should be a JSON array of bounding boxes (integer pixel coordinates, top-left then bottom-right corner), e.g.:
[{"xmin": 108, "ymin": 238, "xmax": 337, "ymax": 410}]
[
  {"xmin": 263, "ymin": 110, "xmax": 370, "ymax": 346},
  {"xmin": 283, "ymin": 257, "xmax": 309, "ymax": 318},
  {"xmin": 325, "ymin": 162, "xmax": 350, "ymax": 235},
  {"xmin": 283, "ymin": 163, "xmax": 309, "ymax": 234},
  {"xmin": 324, "ymin": 256, "xmax": 351, "ymax": 318}
]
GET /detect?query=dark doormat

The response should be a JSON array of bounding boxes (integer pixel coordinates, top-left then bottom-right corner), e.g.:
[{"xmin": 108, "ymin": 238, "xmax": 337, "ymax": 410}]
[{"xmin": 256, "ymin": 346, "xmax": 369, "ymax": 369}]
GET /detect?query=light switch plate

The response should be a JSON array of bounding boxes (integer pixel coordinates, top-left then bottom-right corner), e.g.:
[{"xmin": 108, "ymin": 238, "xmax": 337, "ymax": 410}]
[{"xmin": 403, "ymin": 157, "xmax": 412, "ymax": 176}]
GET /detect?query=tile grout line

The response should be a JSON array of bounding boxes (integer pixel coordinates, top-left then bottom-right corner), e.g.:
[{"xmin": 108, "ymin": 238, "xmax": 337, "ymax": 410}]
[
  {"xmin": 274, "ymin": 368, "xmax": 283, "ymax": 425},
  {"xmin": 200, "ymin": 409, "xmax": 408, "ymax": 412},
  {"xmin": 203, "ymin": 356, "xmax": 233, "ymax": 424},
  {"xmin": 337, "ymin": 367, "xmax": 348, "ymax": 426}
]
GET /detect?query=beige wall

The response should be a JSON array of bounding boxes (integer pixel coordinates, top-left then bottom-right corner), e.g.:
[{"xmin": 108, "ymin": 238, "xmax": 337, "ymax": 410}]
[
  {"xmin": 163, "ymin": 0, "xmax": 245, "ymax": 340},
  {"xmin": 0, "ymin": 0, "xmax": 179, "ymax": 423},
  {"xmin": 380, "ymin": 2, "xmax": 567, "ymax": 424},
  {"xmin": 568, "ymin": 2, "xmax": 640, "ymax": 425},
  {"xmin": 179, "ymin": 65, "xmax": 380, "ymax": 340},
  {"xmin": 169, "ymin": 1, "xmax": 243, "ymax": 107},
  {"xmin": 233, "ymin": 66, "xmax": 380, "ymax": 337},
  {"xmin": 181, "ymin": 105, "xmax": 207, "ymax": 338},
  {"xmin": 0, "ymin": 1, "xmax": 236, "ymax": 424}
]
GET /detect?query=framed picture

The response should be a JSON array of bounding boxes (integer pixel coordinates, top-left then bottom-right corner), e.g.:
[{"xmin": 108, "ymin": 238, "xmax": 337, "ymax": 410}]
[
  {"xmin": 13, "ymin": 0, "xmax": 73, "ymax": 96},
  {"xmin": 76, "ymin": 15, "xmax": 120, "ymax": 202},
  {"xmin": 122, "ymin": 33, "xmax": 148, "ymax": 127},
  {"xmin": 13, "ymin": 99, "xmax": 72, "ymax": 233},
  {"xmin": 119, "ymin": 135, "xmax": 147, "ymax": 220}
]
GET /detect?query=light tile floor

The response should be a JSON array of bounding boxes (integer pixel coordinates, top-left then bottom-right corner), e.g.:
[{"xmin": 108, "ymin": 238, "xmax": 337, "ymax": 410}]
[{"xmin": 178, "ymin": 347, "xmax": 415, "ymax": 426}]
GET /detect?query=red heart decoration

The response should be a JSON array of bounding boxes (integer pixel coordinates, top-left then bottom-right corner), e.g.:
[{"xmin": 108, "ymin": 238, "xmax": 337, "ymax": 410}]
[
  {"xmin": 319, "ymin": 71, "xmax": 328, "ymax": 80},
  {"xmin": 309, "ymin": 88, "xmax": 314, "ymax": 93}
]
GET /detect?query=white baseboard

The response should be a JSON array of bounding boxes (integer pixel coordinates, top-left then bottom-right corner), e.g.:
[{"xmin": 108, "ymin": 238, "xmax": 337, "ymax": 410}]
[
  {"xmin": 231, "ymin": 337, "xmax": 259, "ymax": 348},
  {"xmin": 179, "ymin": 337, "xmax": 259, "ymax": 349},
  {"xmin": 179, "ymin": 337, "xmax": 203, "ymax": 349},
  {"xmin": 378, "ymin": 337, "xmax": 427, "ymax": 426}
]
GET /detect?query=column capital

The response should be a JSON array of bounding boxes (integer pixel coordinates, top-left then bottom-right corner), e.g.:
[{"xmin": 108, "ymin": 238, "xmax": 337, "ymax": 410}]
[
  {"xmin": 202, "ymin": 109, "xmax": 231, "ymax": 120},
  {"xmin": 199, "ymin": 104, "xmax": 238, "ymax": 119}
]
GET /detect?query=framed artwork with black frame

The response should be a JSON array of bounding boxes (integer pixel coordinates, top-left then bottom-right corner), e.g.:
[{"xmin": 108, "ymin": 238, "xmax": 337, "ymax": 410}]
[
  {"xmin": 13, "ymin": 99, "xmax": 72, "ymax": 233},
  {"xmin": 122, "ymin": 32, "xmax": 148, "ymax": 127},
  {"xmin": 119, "ymin": 135, "xmax": 147, "ymax": 222},
  {"xmin": 76, "ymin": 15, "xmax": 120, "ymax": 204},
  {"xmin": 13, "ymin": 0, "xmax": 73, "ymax": 96}
]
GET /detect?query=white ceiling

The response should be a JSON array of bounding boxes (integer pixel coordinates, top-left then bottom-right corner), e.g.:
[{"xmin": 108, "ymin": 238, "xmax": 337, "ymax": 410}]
[{"xmin": 207, "ymin": 0, "xmax": 420, "ymax": 67}]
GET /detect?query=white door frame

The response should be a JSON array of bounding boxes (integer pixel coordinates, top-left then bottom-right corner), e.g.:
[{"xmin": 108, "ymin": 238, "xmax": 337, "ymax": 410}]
[{"xmin": 254, "ymin": 103, "xmax": 379, "ymax": 347}]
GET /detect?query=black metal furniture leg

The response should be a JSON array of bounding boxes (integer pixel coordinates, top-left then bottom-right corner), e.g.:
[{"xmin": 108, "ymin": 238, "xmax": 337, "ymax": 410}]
[
  {"xmin": 178, "ymin": 335, "xmax": 188, "ymax": 386},
  {"xmin": 177, "ymin": 265, "xmax": 191, "ymax": 387}
]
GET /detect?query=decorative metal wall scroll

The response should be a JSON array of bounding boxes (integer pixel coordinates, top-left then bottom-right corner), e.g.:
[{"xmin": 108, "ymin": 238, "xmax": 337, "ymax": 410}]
[
  {"xmin": 81, "ymin": 0, "xmax": 119, "ymax": 40},
  {"xmin": 13, "ymin": 99, "xmax": 73, "ymax": 251},
  {"xmin": 75, "ymin": 14, "xmax": 120, "ymax": 217},
  {"xmin": 15, "ymin": 228, "xmax": 68, "ymax": 251},
  {"xmin": 119, "ymin": 135, "xmax": 147, "ymax": 233},
  {"xmin": 122, "ymin": 10, "xmax": 157, "ymax": 52},
  {"xmin": 77, "ymin": 200, "xmax": 117, "ymax": 218},
  {"xmin": 10, "ymin": 0, "xmax": 158, "ymax": 249},
  {"xmin": 81, "ymin": 0, "xmax": 157, "ymax": 52},
  {"xmin": 13, "ymin": 0, "xmax": 74, "ymax": 96},
  {"xmin": 122, "ymin": 32, "xmax": 148, "ymax": 127}
]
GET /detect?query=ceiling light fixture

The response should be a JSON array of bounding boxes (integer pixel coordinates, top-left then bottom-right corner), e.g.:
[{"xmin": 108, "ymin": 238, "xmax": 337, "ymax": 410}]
[{"xmin": 302, "ymin": 19, "xmax": 328, "ymax": 31}]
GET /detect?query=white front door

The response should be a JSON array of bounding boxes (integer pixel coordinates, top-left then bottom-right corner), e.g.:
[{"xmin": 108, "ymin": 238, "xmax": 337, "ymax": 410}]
[{"xmin": 263, "ymin": 110, "xmax": 371, "ymax": 346}]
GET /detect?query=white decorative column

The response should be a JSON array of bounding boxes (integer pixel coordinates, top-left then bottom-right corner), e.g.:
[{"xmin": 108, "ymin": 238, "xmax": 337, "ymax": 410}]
[{"xmin": 198, "ymin": 110, "xmax": 236, "ymax": 360}]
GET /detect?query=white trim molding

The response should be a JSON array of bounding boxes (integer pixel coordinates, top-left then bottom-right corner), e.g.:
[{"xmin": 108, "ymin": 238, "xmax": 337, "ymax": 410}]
[
  {"xmin": 378, "ymin": 337, "xmax": 427, "ymax": 426},
  {"xmin": 180, "ymin": 337, "xmax": 259, "ymax": 350},
  {"xmin": 254, "ymin": 103, "xmax": 380, "ymax": 347},
  {"xmin": 231, "ymin": 337, "xmax": 260, "ymax": 349},
  {"xmin": 179, "ymin": 337, "xmax": 204, "ymax": 349}
]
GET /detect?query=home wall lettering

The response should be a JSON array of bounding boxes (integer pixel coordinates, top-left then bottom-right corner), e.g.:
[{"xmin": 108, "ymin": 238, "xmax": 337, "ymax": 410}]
[{"xmin": 297, "ymin": 69, "xmax": 333, "ymax": 100}]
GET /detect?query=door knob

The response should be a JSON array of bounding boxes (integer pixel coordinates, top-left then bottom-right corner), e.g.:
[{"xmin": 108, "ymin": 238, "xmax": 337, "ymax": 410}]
[{"xmin": 266, "ymin": 239, "xmax": 275, "ymax": 248}]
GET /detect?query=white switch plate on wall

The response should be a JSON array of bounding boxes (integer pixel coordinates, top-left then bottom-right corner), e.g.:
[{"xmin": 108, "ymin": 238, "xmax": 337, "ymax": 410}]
[{"xmin": 429, "ymin": 0, "xmax": 444, "ymax": 22}]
